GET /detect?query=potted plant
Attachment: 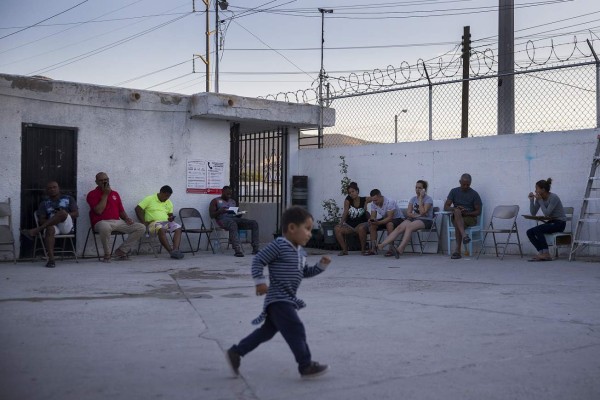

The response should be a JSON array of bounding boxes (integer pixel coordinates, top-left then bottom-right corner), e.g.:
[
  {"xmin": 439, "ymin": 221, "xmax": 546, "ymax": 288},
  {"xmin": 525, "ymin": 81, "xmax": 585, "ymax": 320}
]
[{"xmin": 318, "ymin": 156, "xmax": 350, "ymax": 244}]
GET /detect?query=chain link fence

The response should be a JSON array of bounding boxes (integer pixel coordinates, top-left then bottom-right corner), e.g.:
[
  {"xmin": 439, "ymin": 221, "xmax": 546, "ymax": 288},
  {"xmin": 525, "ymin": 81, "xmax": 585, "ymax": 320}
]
[{"xmin": 299, "ymin": 62, "xmax": 598, "ymax": 148}]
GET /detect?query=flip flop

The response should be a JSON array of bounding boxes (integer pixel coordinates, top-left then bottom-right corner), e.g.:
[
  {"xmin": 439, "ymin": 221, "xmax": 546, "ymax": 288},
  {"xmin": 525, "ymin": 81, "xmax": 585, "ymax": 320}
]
[
  {"xmin": 101, "ymin": 257, "xmax": 111, "ymax": 263},
  {"xmin": 385, "ymin": 250, "xmax": 394, "ymax": 257},
  {"xmin": 337, "ymin": 251, "xmax": 348, "ymax": 256},
  {"xmin": 390, "ymin": 246, "xmax": 400, "ymax": 259},
  {"xmin": 364, "ymin": 249, "xmax": 377, "ymax": 256},
  {"xmin": 114, "ymin": 250, "xmax": 130, "ymax": 261},
  {"xmin": 451, "ymin": 252, "xmax": 462, "ymax": 259}
]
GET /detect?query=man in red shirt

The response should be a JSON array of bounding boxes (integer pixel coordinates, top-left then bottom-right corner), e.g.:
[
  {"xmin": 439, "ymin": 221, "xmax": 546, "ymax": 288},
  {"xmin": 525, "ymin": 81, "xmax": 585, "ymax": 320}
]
[{"xmin": 86, "ymin": 172, "xmax": 145, "ymax": 262}]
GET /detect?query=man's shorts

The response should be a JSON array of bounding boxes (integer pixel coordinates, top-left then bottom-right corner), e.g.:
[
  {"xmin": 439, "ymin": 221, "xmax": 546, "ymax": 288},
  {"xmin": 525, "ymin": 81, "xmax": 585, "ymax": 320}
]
[
  {"xmin": 451, "ymin": 214, "xmax": 477, "ymax": 227},
  {"xmin": 53, "ymin": 214, "xmax": 73, "ymax": 235},
  {"xmin": 374, "ymin": 217, "xmax": 404, "ymax": 230},
  {"xmin": 148, "ymin": 221, "xmax": 182, "ymax": 235}
]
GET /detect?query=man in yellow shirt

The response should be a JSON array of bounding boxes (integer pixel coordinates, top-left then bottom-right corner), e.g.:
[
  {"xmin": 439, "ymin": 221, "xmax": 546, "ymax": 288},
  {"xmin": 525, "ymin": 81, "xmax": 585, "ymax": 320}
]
[{"xmin": 135, "ymin": 185, "xmax": 184, "ymax": 259}]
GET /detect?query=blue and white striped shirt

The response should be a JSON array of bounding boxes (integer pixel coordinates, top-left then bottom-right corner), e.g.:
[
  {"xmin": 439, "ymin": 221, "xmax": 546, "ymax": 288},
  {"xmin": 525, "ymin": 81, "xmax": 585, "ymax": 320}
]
[{"xmin": 251, "ymin": 237, "xmax": 327, "ymax": 325}]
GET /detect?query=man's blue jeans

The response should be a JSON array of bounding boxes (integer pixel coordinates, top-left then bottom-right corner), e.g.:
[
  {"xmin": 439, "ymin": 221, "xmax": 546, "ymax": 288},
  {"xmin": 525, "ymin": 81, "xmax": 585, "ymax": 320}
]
[
  {"xmin": 233, "ymin": 302, "xmax": 312, "ymax": 371},
  {"xmin": 526, "ymin": 220, "xmax": 566, "ymax": 251}
]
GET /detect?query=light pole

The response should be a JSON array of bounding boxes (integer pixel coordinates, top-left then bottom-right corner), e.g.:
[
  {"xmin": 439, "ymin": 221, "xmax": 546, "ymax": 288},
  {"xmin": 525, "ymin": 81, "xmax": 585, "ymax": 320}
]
[
  {"xmin": 215, "ymin": 0, "xmax": 229, "ymax": 93},
  {"xmin": 318, "ymin": 8, "xmax": 333, "ymax": 149},
  {"xmin": 394, "ymin": 109, "xmax": 408, "ymax": 143}
]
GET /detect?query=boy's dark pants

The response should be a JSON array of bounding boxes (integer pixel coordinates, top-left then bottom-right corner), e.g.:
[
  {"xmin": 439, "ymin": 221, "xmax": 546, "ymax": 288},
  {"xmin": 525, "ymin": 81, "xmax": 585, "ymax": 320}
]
[{"xmin": 233, "ymin": 302, "xmax": 312, "ymax": 371}]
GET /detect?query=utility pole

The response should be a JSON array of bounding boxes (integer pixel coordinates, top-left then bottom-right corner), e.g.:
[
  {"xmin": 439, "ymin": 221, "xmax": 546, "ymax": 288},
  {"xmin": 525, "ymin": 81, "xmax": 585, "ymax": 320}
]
[
  {"xmin": 196, "ymin": 0, "xmax": 210, "ymax": 92},
  {"xmin": 215, "ymin": 1, "xmax": 229, "ymax": 93},
  {"xmin": 461, "ymin": 26, "xmax": 471, "ymax": 138},
  {"xmin": 318, "ymin": 8, "xmax": 333, "ymax": 149},
  {"xmin": 498, "ymin": 0, "xmax": 515, "ymax": 134}
]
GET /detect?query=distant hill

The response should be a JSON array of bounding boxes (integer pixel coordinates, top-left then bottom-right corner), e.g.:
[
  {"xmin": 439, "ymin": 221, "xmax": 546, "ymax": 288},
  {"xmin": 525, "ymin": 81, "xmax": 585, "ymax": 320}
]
[{"xmin": 299, "ymin": 133, "xmax": 376, "ymax": 148}]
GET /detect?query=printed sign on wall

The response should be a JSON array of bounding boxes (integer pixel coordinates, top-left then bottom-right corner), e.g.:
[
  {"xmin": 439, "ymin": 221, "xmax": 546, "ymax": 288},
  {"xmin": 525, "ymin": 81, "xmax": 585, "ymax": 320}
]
[{"xmin": 186, "ymin": 159, "xmax": 225, "ymax": 194}]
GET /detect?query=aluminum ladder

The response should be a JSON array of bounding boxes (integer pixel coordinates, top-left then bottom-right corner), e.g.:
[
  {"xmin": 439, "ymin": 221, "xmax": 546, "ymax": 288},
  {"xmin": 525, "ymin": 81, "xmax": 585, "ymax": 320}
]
[{"xmin": 569, "ymin": 135, "xmax": 600, "ymax": 261}]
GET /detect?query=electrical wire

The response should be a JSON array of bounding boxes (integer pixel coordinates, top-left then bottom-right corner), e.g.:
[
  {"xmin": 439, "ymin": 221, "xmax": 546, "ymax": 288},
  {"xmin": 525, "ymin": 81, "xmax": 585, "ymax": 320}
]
[{"xmin": 0, "ymin": 0, "xmax": 90, "ymax": 40}]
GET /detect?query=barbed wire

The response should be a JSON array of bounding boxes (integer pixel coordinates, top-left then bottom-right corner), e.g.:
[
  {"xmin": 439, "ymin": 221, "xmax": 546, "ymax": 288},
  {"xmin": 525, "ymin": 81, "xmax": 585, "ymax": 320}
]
[{"xmin": 260, "ymin": 34, "xmax": 599, "ymax": 104}]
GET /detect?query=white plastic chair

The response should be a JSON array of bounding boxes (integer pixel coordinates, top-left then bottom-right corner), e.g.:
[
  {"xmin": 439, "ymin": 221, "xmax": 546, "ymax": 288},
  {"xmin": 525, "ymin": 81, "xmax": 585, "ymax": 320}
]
[{"xmin": 477, "ymin": 205, "xmax": 523, "ymax": 260}]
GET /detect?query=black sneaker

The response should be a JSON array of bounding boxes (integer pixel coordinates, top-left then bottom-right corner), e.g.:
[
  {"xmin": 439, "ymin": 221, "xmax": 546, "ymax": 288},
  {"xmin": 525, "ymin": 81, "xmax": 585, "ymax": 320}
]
[
  {"xmin": 45, "ymin": 260, "xmax": 56, "ymax": 268},
  {"xmin": 300, "ymin": 361, "xmax": 329, "ymax": 379},
  {"xmin": 225, "ymin": 347, "xmax": 241, "ymax": 376}
]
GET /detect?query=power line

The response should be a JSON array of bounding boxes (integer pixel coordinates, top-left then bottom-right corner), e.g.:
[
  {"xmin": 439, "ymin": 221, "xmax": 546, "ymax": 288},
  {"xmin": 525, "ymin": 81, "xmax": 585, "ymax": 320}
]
[
  {"xmin": 0, "ymin": 0, "xmax": 90, "ymax": 40},
  {"xmin": 114, "ymin": 57, "xmax": 199, "ymax": 86},
  {"xmin": 26, "ymin": 13, "xmax": 192, "ymax": 76}
]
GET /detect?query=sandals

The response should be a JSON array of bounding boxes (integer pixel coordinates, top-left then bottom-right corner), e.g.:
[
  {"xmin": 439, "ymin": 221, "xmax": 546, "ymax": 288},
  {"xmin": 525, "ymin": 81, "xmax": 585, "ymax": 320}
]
[
  {"xmin": 114, "ymin": 249, "xmax": 130, "ymax": 261},
  {"xmin": 390, "ymin": 246, "xmax": 400, "ymax": 259},
  {"xmin": 384, "ymin": 250, "xmax": 394, "ymax": 257},
  {"xmin": 363, "ymin": 249, "xmax": 377, "ymax": 256},
  {"xmin": 101, "ymin": 257, "xmax": 111, "ymax": 263},
  {"xmin": 451, "ymin": 252, "xmax": 462, "ymax": 259},
  {"xmin": 338, "ymin": 251, "xmax": 348, "ymax": 256}
]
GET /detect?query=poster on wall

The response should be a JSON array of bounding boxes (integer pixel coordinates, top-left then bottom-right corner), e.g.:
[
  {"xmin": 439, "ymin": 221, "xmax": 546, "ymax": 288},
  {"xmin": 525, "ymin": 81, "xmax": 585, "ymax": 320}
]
[{"xmin": 186, "ymin": 159, "xmax": 225, "ymax": 194}]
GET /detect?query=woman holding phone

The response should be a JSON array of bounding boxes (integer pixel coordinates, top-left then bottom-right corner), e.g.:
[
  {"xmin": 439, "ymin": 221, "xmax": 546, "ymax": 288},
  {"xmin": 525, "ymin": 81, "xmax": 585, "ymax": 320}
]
[
  {"xmin": 377, "ymin": 180, "xmax": 434, "ymax": 258},
  {"xmin": 334, "ymin": 182, "xmax": 371, "ymax": 255}
]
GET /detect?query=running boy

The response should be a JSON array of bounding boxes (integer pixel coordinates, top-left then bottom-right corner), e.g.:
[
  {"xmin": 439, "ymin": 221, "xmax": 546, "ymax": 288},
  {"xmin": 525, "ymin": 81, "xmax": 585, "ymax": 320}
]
[{"xmin": 226, "ymin": 206, "xmax": 332, "ymax": 379}]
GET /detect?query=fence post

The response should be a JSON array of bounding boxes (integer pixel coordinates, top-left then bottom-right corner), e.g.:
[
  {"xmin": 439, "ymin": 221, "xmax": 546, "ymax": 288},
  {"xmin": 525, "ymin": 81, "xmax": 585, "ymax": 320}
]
[
  {"xmin": 422, "ymin": 61, "xmax": 433, "ymax": 140},
  {"xmin": 587, "ymin": 39, "xmax": 600, "ymax": 128}
]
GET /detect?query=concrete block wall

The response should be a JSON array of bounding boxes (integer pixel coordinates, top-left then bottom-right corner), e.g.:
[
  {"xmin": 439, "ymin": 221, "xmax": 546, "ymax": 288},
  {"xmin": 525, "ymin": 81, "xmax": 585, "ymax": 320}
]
[{"xmin": 295, "ymin": 129, "xmax": 599, "ymax": 257}]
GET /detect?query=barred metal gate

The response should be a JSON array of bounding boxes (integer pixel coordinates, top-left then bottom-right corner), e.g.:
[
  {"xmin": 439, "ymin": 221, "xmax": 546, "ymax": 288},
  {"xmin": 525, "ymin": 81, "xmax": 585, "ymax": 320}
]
[{"xmin": 230, "ymin": 124, "xmax": 288, "ymax": 233}]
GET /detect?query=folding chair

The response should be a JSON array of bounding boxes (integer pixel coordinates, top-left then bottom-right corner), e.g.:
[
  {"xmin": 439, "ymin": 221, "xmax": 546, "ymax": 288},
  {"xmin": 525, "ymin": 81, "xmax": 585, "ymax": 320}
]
[
  {"xmin": 33, "ymin": 212, "xmax": 78, "ymax": 262},
  {"xmin": 415, "ymin": 207, "xmax": 441, "ymax": 254},
  {"xmin": 210, "ymin": 218, "xmax": 231, "ymax": 253},
  {"xmin": 179, "ymin": 208, "xmax": 214, "ymax": 254},
  {"xmin": 447, "ymin": 206, "xmax": 484, "ymax": 256},
  {"xmin": 477, "ymin": 205, "xmax": 523, "ymax": 260},
  {"xmin": 0, "ymin": 198, "xmax": 16, "ymax": 263},
  {"xmin": 543, "ymin": 206, "xmax": 574, "ymax": 259},
  {"xmin": 83, "ymin": 225, "xmax": 125, "ymax": 260}
]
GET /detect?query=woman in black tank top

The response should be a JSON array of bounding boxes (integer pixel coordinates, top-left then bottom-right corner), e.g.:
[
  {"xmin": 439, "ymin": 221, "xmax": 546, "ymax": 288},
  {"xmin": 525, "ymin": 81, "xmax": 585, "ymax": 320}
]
[{"xmin": 334, "ymin": 182, "xmax": 370, "ymax": 255}]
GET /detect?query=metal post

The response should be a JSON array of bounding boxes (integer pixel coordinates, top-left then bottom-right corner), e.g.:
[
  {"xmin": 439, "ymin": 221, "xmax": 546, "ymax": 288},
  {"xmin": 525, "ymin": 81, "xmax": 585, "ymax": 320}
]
[
  {"xmin": 588, "ymin": 39, "xmax": 600, "ymax": 128},
  {"xmin": 461, "ymin": 26, "xmax": 471, "ymax": 138},
  {"xmin": 422, "ymin": 61, "xmax": 433, "ymax": 140},
  {"xmin": 318, "ymin": 8, "xmax": 333, "ymax": 149},
  {"xmin": 498, "ymin": 0, "xmax": 515, "ymax": 134},
  {"xmin": 394, "ymin": 114, "xmax": 398, "ymax": 143}
]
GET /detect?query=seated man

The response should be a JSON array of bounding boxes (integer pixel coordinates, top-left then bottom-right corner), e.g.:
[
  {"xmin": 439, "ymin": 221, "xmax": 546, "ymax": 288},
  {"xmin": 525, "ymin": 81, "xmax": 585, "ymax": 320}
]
[
  {"xmin": 21, "ymin": 181, "xmax": 79, "ymax": 268},
  {"xmin": 209, "ymin": 185, "xmax": 259, "ymax": 257},
  {"xmin": 358, "ymin": 189, "xmax": 404, "ymax": 256},
  {"xmin": 135, "ymin": 185, "xmax": 184, "ymax": 260},
  {"xmin": 86, "ymin": 172, "xmax": 146, "ymax": 262},
  {"xmin": 444, "ymin": 173, "xmax": 482, "ymax": 259}
]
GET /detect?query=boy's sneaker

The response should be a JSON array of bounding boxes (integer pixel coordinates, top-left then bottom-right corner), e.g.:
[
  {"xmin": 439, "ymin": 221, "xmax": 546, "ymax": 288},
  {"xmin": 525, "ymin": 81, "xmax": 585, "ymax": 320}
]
[
  {"xmin": 225, "ymin": 346, "xmax": 241, "ymax": 376},
  {"xmin": 300, "ymin": 361, "xmax": 329, "ymax": 379}
]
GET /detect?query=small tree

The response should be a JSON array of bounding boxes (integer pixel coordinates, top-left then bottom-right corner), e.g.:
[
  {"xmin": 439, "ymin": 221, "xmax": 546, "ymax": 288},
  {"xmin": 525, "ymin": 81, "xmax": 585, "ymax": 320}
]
[{"xmin": 319, "ymin": 156, "xmax": 350, "ymax": 225}]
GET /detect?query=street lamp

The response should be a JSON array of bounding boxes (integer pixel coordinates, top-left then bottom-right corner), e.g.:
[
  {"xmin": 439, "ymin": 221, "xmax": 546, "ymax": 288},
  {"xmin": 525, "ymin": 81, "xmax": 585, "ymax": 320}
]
[{"xmin": 394, "ymin": 109, "xmax": 408, "ymax": 143}]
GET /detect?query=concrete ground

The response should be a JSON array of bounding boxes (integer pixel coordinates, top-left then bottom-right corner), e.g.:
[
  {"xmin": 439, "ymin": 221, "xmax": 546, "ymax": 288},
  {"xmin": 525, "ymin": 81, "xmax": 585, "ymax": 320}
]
[{"xmin": 1, "ymin": 247, "xmax": 599, "ymax": 400}]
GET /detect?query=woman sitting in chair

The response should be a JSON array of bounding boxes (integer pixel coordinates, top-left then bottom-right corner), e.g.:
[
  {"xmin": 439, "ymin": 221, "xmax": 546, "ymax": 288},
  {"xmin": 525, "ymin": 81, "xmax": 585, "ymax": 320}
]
[
  {"xmin": 377, "ymin": 180, "xmax": 434, "ymax": 258},
  {"xmin": 334, "ymin": 182, "xmax": 370, "ymax": 256},
  {"xmin": 526, "ymin": 178, "xmax": 566, "ymax": 261}
]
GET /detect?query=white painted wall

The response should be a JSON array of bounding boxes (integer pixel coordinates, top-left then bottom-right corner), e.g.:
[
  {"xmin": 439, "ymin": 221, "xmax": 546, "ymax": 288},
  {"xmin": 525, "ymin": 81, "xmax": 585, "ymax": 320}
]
[
  {"xmin": 295, "ymin": 129, "xmax": 600, "ymax": 257},
  {"xmin": 0, "ymin": 78, "xmax": 230, "ymax": 258}
]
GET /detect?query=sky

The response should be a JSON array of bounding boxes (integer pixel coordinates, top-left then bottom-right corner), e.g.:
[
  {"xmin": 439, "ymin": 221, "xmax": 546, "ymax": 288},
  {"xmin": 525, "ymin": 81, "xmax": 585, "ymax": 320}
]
[{"xmin": 0, "ymin": 0, "xmax": 598, "ymax": 100}]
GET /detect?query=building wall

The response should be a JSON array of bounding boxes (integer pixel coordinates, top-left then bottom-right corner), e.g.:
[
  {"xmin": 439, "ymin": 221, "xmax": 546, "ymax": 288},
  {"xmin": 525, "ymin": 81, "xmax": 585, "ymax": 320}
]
[
  {"xmin": 0, "ymin": 77, "xmax": 231, "ymax": 258},
  {"xmin": 296, "ymin": 129, "xmax": 599, "ymax": 256}
]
